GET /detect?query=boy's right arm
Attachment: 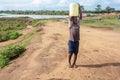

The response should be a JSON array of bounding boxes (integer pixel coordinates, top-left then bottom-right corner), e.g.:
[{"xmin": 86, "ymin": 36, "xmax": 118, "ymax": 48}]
[
  {"xmin": 69, "ymin": 20, "xmax": 73, "ymax": 29},
  {"xmin": 68, "ymin": 16, "xmax": 73, "ymax": 29}
]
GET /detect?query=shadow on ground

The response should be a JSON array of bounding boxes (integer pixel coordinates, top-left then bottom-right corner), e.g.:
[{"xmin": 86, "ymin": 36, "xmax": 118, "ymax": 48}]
[{"xmin": 77, "ymin": 62, "xmax": 120, "ymax": 68}]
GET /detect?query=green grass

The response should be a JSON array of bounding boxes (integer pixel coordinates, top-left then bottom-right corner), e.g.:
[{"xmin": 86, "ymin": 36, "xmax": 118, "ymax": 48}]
[
  {"xmin": 46, "ymin": 18, "xmax": 61, "ymax": 21},
  {"xmin": 0, "ymin": 31, "xmax": 22, "ymax": 42},
  {"xmin": 0, "ymin": 17, "xmax": 30, "ymax": 42},
  {"xmin": 0, "ymin": 17, "xmax": 45, "ymax": 42},
  {"xmin": 0, "ymin": 18, "xmax": 28, "ymax": 31},
  {"xmin": 28, "ymin": 18, "xmax": 61, "ymax": 27},
  {"xmin": 28, "ymin": 19, "xmax": 46, "ymax": 27},
  {"xmin": 0, "ymin": 18, "xmax": 46, "ymax": 42},
  {"xmin": 0, "ymin": 44, "xmax": 25, "ymax": 69},
  {"xmin": 0, "ymin": 26, "xmax": 43, "ymax": 69},
  {"xmin": 0, "ymin": 28, "xmax": 34, "ymax": 69},
  {"xmin": 0, "ymin": 55, "xmax": 9, "ymax": 68},
  {"xmin": 81, "ymin": 17, "xmax": 120, "ymax": 30},
  {"xmin": 0, "ymin": 18, "xmax": 44, "ymax": 69}
]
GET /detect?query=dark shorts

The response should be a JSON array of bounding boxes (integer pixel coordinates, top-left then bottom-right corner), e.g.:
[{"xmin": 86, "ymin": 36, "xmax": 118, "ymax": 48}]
[{"xmin": 68, "ymin": 40, "xmax": 79, "ymax": 55}]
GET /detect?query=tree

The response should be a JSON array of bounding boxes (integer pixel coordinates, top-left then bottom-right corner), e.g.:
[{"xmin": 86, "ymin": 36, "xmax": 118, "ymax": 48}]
[
  {"xmin": 105, "ymin": 6, "xmax": 115, "ymax": 13},
  {"xmin": 80, "ymin": 6, "xmax": 84, "ymax": 12},
  {"xmin": 95, "ymin": 4, "xmax": 102, "ymax": 13},
  {"xmin": 110, "ymin": 8, "xmax": 115, "ymax": 12}
]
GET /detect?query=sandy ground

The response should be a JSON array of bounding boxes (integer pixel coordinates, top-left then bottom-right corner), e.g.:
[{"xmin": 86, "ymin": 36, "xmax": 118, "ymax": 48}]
[{"xmin": 0, "ymin": 21, "xmax": 120, "ymax": 80}]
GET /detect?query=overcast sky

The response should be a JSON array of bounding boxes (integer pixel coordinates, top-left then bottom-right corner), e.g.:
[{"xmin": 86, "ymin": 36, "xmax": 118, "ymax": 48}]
[{"xmin": 0, "ymin": 0, "xmax": 120, "ymax": 10}]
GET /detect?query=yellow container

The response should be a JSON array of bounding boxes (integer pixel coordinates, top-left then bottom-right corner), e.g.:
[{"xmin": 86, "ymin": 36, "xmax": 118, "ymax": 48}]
[{"xmin": 69, "ymin": 3, "xmax": 79, "ymax": 16}]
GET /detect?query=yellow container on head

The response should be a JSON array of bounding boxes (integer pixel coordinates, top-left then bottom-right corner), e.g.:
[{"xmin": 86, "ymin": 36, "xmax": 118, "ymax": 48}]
[{"xmin": 69, "ymin": 3, "xmax": 79, "ymax": 16}]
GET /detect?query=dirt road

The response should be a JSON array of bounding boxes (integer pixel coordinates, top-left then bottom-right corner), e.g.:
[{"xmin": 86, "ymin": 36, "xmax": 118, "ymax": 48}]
[{"xmin": 0, "ymin": 20, "xmax": 120, "ymax": 80}]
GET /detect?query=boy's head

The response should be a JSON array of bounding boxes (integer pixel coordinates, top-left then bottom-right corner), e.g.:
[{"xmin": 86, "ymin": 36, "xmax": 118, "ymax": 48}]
[{"xmin": 70, "ymin": 16, "xmax": 78, "ymax": 24}]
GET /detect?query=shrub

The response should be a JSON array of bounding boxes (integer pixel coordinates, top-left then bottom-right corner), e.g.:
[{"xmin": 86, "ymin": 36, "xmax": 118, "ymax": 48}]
[
  {"xmin": 0, "ymin": 31, "xmax": 22, "ymax": 42},
  {"xmin": 0, "ymin": 44, "xmax": 25, "ymax": 68},
  {"xmin": 0, "ymin": 17, "xmax": 27, "ymax": 42},
  {"xmin": 0, "ymin": 55, "xmax": 9, "ymax": 69},
  {"xmin": 8, "ymin": 31, "xmax": 22, "ymax": 39},
  {"xmin": 0, "ymin": 44, "xmax": 25, "ymax": 59},
  {"xmin": 0, "ymin": 32, "xmax": 9, "ymax": 42}
]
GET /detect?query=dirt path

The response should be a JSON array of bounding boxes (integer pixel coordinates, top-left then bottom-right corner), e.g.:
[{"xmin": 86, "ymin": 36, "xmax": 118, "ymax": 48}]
[{"xmin": 0, "ymin": 21, "xmax": 120, "ymax": 80}]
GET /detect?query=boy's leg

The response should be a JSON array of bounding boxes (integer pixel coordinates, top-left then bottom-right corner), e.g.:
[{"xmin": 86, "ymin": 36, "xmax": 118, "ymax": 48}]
[
  {"xmin": 68, "ymin": 40, "xmax": 74, "ymax": 68},
  {"xmin": 72, "ymin": 41, "xmax": 79, "ymax": 67},
  {"xmin": 68, "ymin": 53, "xmax": 73, "ymax": 68},
  {"xmin": 72, "ymin": 54, "xmax": 77, "ymax": 67}
]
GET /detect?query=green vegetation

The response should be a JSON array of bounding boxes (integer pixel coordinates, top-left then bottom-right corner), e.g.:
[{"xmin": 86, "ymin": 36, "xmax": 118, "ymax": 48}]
[
  {"xmin": 0, "ymin": 18, "xmax": 28, "ymax": 31},
  {"xmin": 28, "ymin": 18, "xmax": 61, "ymax": 27},
  {"xmin": 0, "ymin": 33, "xmax": 35, "ymax": 69},
  {"xmin": 0, "ymin": 15, "xmax": 3, "ymax": 16},
  {"xmin": 0, "ymin": 44, "xmax": 25, "ymax": 68},
  {"xmin": 0, "ymin": 31, "xmax": 22, "ymax": 42},
  {"xmin": 0, "ymin": 4, "xmax": 119, "ymax": 15},
  {"xmin": 46, "ymin": 18, "xmax": 61, "ymax": 21},
  {"xmin": 81, "ymin": 17, "xmax": 120, "ymax": 30},
  {"xmin": 28, "ymin": 19, "xmax": 46, "ymax": 27},
  {"xmin": 0, "ymin": 26, "xmax": 42, "ymax": 69},
  {"xmin": 0, "ymin": 10, "xmax": 69, "ymax": 15},
  {"xmin": 0, "ymin": 55, "xmax": 9, "ymax": 68},
  {"xmin": 0, "ymin": 18, "xmax": 44, "ymax": 69},
  {"xmin": 8, "ymin": 31, "xmax": 22, "ymax": 39},
  {"xmin": 0, "ymin": 17, "xmax": 29, "ymax": 42},
  {"xmin": 0, "ymin": 44, "xmax": 25, "ymax": 59},
  {"xmin": 84, "ymin": 5, "xmax": 117, "ymax": 13}
]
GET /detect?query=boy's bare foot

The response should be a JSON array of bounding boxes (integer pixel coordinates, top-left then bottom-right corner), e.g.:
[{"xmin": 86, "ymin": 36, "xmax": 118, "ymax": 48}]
[
  {"xmin": 72, "ymin": 64, "xmax": 77, "ymax": 68},
  {"xmin": 74, "ymin": 64, "xmax": 77, "ymax": 68},
  {"xmin": 69, "ymin": 64, "xmax": 73, "ymax": 68}
]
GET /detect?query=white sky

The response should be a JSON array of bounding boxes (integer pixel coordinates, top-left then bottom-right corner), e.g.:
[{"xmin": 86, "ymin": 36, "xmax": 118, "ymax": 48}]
[{"xmin": 0, "ymin": 0, "xmax": 120, "ymax": 10}]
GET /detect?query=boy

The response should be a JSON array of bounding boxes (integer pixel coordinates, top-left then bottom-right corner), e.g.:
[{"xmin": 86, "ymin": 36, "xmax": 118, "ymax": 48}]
[{"xmin": 68, "ymin": 4, "xmax": 82, "ymax": 68}]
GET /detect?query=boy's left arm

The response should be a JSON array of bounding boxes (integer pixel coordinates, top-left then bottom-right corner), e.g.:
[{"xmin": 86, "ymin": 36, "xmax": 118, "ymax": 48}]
[{"xmin": 78, "ymin": 4, "xmax": 82, "ymax": 20}]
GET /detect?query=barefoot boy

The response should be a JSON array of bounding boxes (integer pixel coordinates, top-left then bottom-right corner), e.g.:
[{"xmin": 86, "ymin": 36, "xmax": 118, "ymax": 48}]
[{"xmin": 68, "ymin": 3, "xmax": 82, "ymax": 68}]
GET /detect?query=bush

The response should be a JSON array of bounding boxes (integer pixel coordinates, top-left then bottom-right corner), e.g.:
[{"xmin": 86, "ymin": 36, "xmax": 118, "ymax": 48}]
[
  {"xmin": 0, "ymin": 32, "xmax": 9, "ymax": 42},
  {"xmin": 0, "ymin": 17, "xmax": 27, "ymax": 42},
  {"xmin": 0, "ymin": 55, "xmax": 9, "ymax": 69},
  {"xmin": 8, "ymin": 31, "xmax": 22, "ymax": 39},
  {"xmin": 0, "ymin": 44, "xmax": 25, "ymax": 59},
  {"xmin": 0, "ymin": 18, "xmax": 27, "ymax": 31},
  {"xmin": 0, "ymin": 44, "xmax": 25, "ymax": 68},
  {"xmin": 0, "ymin": 31, "xmax": 22, "ymax": 42},
  {"xmin": 28, "ymin": 19, "xmax": 46, "ymax": 27}
]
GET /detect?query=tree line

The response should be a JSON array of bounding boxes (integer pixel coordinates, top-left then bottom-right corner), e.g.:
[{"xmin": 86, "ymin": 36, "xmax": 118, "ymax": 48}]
[
  {"xmin": 81, "ymin": 5, "xmax": 120, "ymax": 13},
  {"xmin": 0, "ymin": 10, "xmax": 69, "ymax": 15},
  {"xmin": 0, "ymin": 4, "xmax": 120, "ymax": 15}
]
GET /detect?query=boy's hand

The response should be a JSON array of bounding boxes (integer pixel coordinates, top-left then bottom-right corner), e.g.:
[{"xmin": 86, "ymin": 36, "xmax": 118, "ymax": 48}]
[{"xmin": 77, "ymin": 3, "xmax": 80, "ymax": 8}]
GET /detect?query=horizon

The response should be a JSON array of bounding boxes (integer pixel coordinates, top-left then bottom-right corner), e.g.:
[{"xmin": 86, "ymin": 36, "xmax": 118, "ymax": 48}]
[{"xmin": 1, "ymin": 0, "xmax": 120, "ymax": 10}]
